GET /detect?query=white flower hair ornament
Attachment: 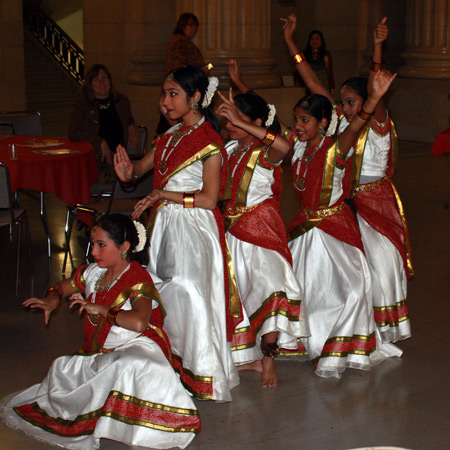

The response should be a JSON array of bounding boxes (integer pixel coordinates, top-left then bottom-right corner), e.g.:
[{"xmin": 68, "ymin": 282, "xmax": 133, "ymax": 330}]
[
  {"xmin": 265, "ymin": 104, "xmax": 276, "ymax": 127},
  {"xmin": 201, "ymin": 76, "xmax": 219, "ymax": 108},
  {"xmin": 132, "ymin": 220, "xmax": 147, "ymax": 253},
  {"xmin": 325, "ymin": 108, "xmax": 338, "ymax": 137}
]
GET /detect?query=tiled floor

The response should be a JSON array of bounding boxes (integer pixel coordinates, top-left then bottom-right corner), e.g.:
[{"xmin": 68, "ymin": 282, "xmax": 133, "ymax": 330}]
[{"xmin": 0, "ymin": 142, "xmax": 449, "ymax": 450}]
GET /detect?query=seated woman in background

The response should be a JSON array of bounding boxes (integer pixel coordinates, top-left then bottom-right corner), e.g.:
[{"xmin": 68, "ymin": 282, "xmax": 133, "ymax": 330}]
[
  {"xmin": 165, "ymin": 13, "xmax": 205, "ymax": 74},
  {"xmin": 68, "ymin": 64, "xmax": 138, "ymax": 188},
  {"xmin": 294, "ymin": 29, "xmax": 334, "ymax": 95},
  {"xmin": 0, "ymin": 213, "xmax": 200, "ymax": 450}
]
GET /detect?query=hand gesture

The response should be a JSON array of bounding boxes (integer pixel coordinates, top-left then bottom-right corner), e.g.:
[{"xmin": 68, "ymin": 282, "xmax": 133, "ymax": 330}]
[
  {"xmin": 216, "ymin": 88, "xmax": 242, "ymax": 126},
  {"xmin": 100, "ymin": 139, "xmax": 112, "ymax": 164},
  {"xmin": 282, "ymin": 14, "xmax": 297, "ymax": 42},
  {"xmin": 114, "ymin": 145, "xmax": 134, "ymax": 182},
  {"xmin": 371, "ymin": 69, "xmax": 397, "ymax": 101},
  {"xmin": 23, "ymin": 296, "xmax": 60, "ymax": 325},
  {"xmin": 131, "ymin": 189, "xmax": 163, "ymax": 220},
  {"xmin": 226, "ymin": 59, "xmax": 242, "ymax": 84},
  {"xmin": 69, "ymin": 295, "xmax": 105, "ymax": 316},
  {"xmin": 374, "ymin": 17, "xmax": 388, "ymax": 45}
]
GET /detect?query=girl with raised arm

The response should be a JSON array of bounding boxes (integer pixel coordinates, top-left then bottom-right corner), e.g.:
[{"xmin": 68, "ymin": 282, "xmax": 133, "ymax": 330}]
[
  {"xmin": 114, "ymin": 66, "xmax": 241, "ymax": 402},
  {"xmin": 284, "ymin": 14, "xmax": 414, "ymax": 343},
  {"xmin": 0, "ymin": 214, "xmax": 200, "ymax": 449},
  {"xmin": 286, "ymin": 70, "xmax": 402, "ymax": 378},
  {"xmin": 217, "ymin": 90, "xmax": 308, "ymax": 388}
]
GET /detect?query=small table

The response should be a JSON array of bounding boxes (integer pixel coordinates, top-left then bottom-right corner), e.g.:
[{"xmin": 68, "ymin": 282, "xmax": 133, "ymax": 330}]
[{"xmin": 0, "ymin": 135, "xmax": 99, "ymax": 257}]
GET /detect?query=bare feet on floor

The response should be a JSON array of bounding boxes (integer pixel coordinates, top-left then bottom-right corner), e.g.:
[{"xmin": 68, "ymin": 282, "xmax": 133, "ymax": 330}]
[
  {"xmin": 237, "ymin": 360, "xmax": 262, "ymax": 372},
  {"xmin": 261, "ymin": 356, "xmax": 278, "ymax": 388}
]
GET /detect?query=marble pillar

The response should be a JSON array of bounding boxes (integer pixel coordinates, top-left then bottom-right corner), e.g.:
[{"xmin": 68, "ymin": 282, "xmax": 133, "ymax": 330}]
[{"xmin": 399, "ymin": 0, "xmax": 450, "ymax": 78}]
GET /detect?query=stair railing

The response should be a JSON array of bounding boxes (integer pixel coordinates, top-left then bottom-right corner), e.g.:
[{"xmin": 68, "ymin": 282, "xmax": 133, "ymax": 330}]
[{"xmin": 23, "ymin": 0, "xmax": 84, "ymax": 85}]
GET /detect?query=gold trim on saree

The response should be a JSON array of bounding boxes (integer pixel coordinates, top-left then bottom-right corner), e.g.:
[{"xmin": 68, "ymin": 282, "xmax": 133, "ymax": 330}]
[
  {"xmin": 303, "ymin": 201, "xmax": 345, "ymax": 218},
  {"xmin": 351, "ymin": 176, "xmax": 388, "ymax": 197}
]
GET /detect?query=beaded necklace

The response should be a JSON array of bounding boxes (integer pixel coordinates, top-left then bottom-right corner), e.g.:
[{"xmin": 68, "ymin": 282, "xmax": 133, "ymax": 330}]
[{"xmin": 294, "ymin": 137, "xmax": 325, "ymax": 192}]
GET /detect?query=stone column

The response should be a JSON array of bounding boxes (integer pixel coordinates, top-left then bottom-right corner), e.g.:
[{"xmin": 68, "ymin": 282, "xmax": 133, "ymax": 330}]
[
  {"xmin": 176, "ymin": 0, "xmax": 280, "ymax": 88},
  {"xmin": 126, "ymin": 0, "xmax": 176, "ymax": 85},
  {"xmin": 399, "ymin": 0, "xmax": 450, "ymax": 78}
]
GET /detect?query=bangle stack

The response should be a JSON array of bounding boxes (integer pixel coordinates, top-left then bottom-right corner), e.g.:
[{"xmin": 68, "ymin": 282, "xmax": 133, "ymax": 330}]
[
  {"xmin": 183, "ymin": 192, "xmax": 195, "ymax": 208},
  {"xmin": 107, "ymin": 308, "xmax": 121, "ymax": 326},
  {"xmin": 261, "ymin": 129, "xmax": 276, "ymax": 146},
  {"xmin": 370, "ymin": 58, "xmax": 384, "ymax": 72},
  {"xmin": 292, "ymin": 52, "xmax": 305, "ymax": 65},
  {"xmin": 357, "ymin": 107, "xmax": 374, "ymax": 121},
  {"xmin": 45, "ymin": 285, "xmax": 63, "ymax": 300}
]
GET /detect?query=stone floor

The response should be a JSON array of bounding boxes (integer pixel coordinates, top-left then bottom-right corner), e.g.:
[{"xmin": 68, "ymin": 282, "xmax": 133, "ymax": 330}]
[{"xmin": 0, "ymin": 141, "xmax": 449, "ymax": 450}]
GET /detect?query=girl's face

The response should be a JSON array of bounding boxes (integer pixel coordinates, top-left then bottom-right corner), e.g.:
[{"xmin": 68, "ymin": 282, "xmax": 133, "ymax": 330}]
[
  {"xmin": 309, "ymin": 33, "xmax": 322, "ymax": 49},
  {"xmin": 294, "ymin": 107, "xmax": 322, "ymax": 145},
  {"xmin": 225, "ymin": 108, "xmax": 257, "ymax": 146},
  {"xmin": 340, "ymin": 86, "xmax": 363, "ymax": 123},
  {"xmin": 184, "ymin": 19, "xmax": 198, "ymax": 39},
  {"xmin": 91, "ymin": 70, "xmax": 111, "ymax": 99},
  {"xmin": 91, "ymin": 227, "xmax": 126, "ymax": 269},
  {"xmin": 162, "ymin": 78, "xmax": 199, "ymax": 123}
]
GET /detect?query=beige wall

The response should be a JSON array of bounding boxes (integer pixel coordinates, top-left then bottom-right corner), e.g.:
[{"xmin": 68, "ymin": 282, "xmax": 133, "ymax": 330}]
[{"xmin": 0, "ymin": 0, "xmax": 26, "ymax": 112}]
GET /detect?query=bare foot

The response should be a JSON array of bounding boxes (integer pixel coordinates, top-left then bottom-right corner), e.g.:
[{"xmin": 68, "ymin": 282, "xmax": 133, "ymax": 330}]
[
  {"xmin": 261, "ymin": 356, "xmax": 278, "ymax": 388},
  {"xmin": 237, "ymin": 360, "xmax": 262, "ymax": 372}
]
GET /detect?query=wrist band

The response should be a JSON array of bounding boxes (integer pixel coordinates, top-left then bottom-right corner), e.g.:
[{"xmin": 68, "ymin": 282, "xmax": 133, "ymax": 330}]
[
  {"xmin": 357, "ymin": 107, "xmax": 373, "ymax": 121},
  {"xmin": 370, "ymin": 58, "xmax": 384, "ymax": 72},
  {"xmin": 261, "ymin": 129, "xmax": 276, "ymax": 146},
  {"xmin": 292, "ymin": 52, "xmax": 305, "ymax": 64},
  {"xmin": 107, "ymin": 308, "xmax": 121, "ymax": 326},
  {"xmin": 45, "ymin": 285, "xmax": 63, "ymax": 300},
  {"xmin": 183, "ymin": 193, "xmax": 195, "ymax": 208}
]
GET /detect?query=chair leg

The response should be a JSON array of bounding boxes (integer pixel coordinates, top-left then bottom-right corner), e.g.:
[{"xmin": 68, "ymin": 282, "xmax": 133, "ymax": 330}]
[
  {"xmin": 62, "ymin": 208, "xmax": 74, "ymax": 274},
  {"xmin": 24, "ymin": 215, "xmax": 33, "ymax": 277},
  {"xmin": 15, "ymin": 221, "xmax": 22, "ymax": 296}
]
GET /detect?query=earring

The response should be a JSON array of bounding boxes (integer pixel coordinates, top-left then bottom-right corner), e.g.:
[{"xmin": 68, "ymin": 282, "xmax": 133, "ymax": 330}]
[
  {"xmin": 120, "ymin": 250, "xmax": 127, "ymax": 260},
  {"xmin": 318, "ymin": 125, "xmax": 325, "ymax": 137},
  {"xmin": 191, "ymin": 101, "xmax": 199, "ymax": 114}
]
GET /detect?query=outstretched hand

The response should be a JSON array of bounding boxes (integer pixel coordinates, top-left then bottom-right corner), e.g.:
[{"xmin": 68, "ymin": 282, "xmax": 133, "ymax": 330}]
[
  {"xmin": 374, "ymin": 16, "xmax": 388, "ymax": 45},
  {"xmin": 23, "ymin": 296, "xmax": 60, "ymax": 325},
  {"xmin": 216, "ymin": 88, "xmax": 242, "ymax": 126},
  {"xmin": 69, "ymin": 294, "xmax": 106, "ymax": 317},
  {"xmin": 114, "ymin": 145, "xmax": 134, "ymax": 182},
  {"xmin": 372, "ymin": 69, "xmax": 397, "ymax": 100},
  {"xmin": 281, "ymin": 14, "xmax": 297, "ymax": 41},
  {"xmin": 226, "ymin": 59, "xmax": 242, "ymax": 84}
]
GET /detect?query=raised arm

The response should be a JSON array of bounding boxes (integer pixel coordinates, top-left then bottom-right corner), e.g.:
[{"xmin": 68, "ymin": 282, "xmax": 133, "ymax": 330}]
[
  {"xmin": 338, "ymin": 70, "xmax": 397, "ymax": 155},
  {"xmin": 226, "ymin": 59, "xmax": 252, "ymax": 94},
  {"xmin": 282, "ymin": 14, "xmax": 333, "ymax": 103},
  {"xmin": 368, "ymin": 17, "xmax": 389, "ymax": 123},
  {"xmin": 114, "ymin": 145, "xmax": 155, "ymax": 183},
  {"xmin": 216, "ymin": 89, "xmax": 290, "ymax": 164}
]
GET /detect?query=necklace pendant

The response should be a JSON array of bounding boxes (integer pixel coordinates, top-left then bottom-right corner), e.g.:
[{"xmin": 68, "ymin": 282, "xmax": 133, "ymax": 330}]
[
  {"xmin": 159, "ymin": 160, "xmax": 168, "ymax": 175},
  {"xmin": 294, "ymin": 177, "xmax": 306, "ymax": 192}
]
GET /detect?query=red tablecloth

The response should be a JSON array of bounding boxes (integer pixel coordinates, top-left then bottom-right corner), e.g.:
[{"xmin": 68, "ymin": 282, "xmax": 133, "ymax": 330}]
[
  {"xmin": 431, "ymin": 127, "xmax": 450, "ymax": 156},
  {"xmin": 0, "ymin": 135, "xmax": 99, "ymax": 204}
]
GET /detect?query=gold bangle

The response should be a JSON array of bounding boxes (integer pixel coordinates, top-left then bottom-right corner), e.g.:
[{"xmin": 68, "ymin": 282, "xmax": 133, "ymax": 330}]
[
  {"xmin": 183, "ymin": 192, "xmax": 195, "ymax": 208},
  {"xmin": 261, "ymin": 129, "xmax": 276, "ymax": 146},
  {"xmin": 292, "ymin": 52, "xmax": 305, "ymax": 64},
  {"xmin": 370, "ymin": 59, "xmax": 384, "ymax": 72},
  {"xmin": 45, "ymin": 285, "xmax": 63, "ymax": 299},
  {"xmin": 107, "ymin": 308, "xmax": 121, "ymax": 326},
  {"xmin": 357, "ymin": 107, "xmax": 373, "ymax": 121}
]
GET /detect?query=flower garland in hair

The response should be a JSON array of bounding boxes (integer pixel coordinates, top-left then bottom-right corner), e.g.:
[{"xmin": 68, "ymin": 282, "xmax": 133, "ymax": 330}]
[
  {"xmin": 132, "ymin": 220, "xmax": 147, "ymax": 253},
  {"xmin": 201, "ymin": 77, "xmax": 219, "ymax": 108},
  {"xmin": 265, "ymin": 104, "xmax": 276, "ymax": 127},
  {"xmin": 325, "ymin": 108, "xmax": 338, "ymax": 137}
]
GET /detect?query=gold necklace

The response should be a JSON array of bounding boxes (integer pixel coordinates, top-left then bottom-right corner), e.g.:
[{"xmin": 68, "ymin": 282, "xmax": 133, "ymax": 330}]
[
  {"xmin": 294, "ymin": 140, "xmax": 323, "ymax": 192},
  {"xmin": 97, "ymin": 102, "xmax": 111, "ymax": 110},
  {"xmin": 232, "ymin": 141, "xmax": 254, "ymax": 157},
  {"xmin": 94, "ymin": 272, "xmax": 117, "ymax": 293}
]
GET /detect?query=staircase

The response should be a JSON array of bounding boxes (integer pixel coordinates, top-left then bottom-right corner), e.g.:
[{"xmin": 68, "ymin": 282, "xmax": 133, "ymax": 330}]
[{"xmin": 24, "ymin": 29, "xmax": 80, "ymax": 137}]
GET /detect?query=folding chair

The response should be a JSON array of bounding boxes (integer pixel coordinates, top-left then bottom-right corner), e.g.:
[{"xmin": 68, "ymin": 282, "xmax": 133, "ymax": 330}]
[
  {"xmin": 0, "ymin": 162, "xmax": 33, "ymax": 294},
  {"xmin": 0, "ymin": 111, "xmax": 42, "ymax": 135}
]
